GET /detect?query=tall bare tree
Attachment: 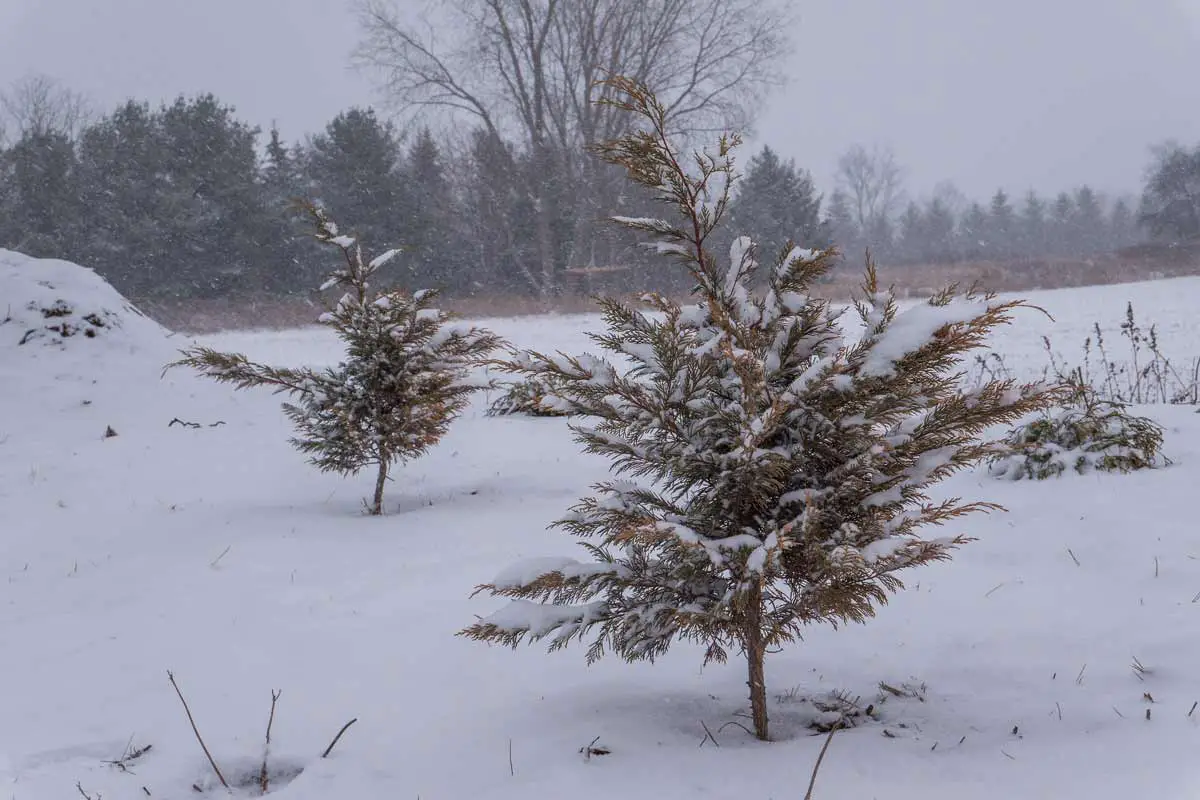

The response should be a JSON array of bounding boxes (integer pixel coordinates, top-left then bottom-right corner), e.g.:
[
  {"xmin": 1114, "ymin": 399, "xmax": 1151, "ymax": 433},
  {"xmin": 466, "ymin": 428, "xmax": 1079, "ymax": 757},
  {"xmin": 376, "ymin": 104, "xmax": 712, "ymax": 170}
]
[
  {"xmin": 354, "ymin": 0, "xmax": 791, "ymax": 298},
  {"xmin": 836, "ymin": 143, "xmax": 904, "ymax": 237},
  {"xmin": 1, "ymin": 75, "xmax": 91, "ymax": 140}
]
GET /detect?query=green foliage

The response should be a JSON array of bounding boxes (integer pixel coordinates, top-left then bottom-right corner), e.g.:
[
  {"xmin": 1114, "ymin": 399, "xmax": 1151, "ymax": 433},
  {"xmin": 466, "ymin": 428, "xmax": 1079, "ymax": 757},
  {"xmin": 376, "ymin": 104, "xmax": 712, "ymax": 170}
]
[
  {"xmin": 989, "ymin": 387, "xmax": 1168, "ymax": 480},
  {"xmin": 170, "ymin": 203, "xmax": 503, "ymax": 515},
  {"xmin": 302, "ymin": 109, "xmax": 407, "ymax": 264},
  {"xmin": 486, "ymin": 375, "xmax": 572, "ymax": 418},
  {"xmin": 0, "ymin": 130, "xmax": 80, "ymax": 257},
  {"xmin": 461, "ymin": 77, "xmax": 1062, "ymax": 740},
  {"xmin": 74, "ymin": 95, "xmax": 269, "ymax": 298},
  {"xmin": 730, "ymin": 145, "xmax": 827, "ymax": 258}
]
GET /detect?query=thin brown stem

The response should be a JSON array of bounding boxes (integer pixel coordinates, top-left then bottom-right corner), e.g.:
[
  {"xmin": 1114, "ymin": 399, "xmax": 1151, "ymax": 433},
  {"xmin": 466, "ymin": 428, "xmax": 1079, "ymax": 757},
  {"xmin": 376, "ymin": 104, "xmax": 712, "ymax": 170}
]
[
  {"xmin": 803, "ymin": 721, "xmax": 841, "ymax": 800},
  {"xmin": 166, "ymin": 671, "xmax": 229, "ymax": 790},
  {"xmin": 322, "ymin": 718, "xmax": 359, "ymax": 758},
  {"xmin": 260, "ymin": 689, "xmax": 281, "ymax": 795}
]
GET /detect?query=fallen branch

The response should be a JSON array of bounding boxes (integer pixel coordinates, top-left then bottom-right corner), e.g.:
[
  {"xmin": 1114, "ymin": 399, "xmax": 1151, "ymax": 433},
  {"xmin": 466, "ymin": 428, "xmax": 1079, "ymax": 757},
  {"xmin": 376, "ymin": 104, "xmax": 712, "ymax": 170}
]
[
  {"xmin": 103, "ymin": 739, "xmax": 153, "ymax": 773},
  {"xmin": 169, "ymin": 417, "xmax": 227, "ymax": 429},
  {"xmin": 167, "ymin": 671, "xmax": 229, "ymax": 790},
  {"xmin": 578, "ymin": 735, "xmax": 610, "ymax": 760},
  {"xmin": 322, "ymin": 718, "xmax": 358, "ymax": 758}
]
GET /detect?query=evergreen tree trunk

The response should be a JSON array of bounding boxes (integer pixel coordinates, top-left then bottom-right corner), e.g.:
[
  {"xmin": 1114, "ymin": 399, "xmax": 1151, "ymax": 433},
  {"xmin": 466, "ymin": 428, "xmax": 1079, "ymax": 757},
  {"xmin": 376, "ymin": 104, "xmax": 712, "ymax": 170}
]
[
  {"xmin": 743, "ymin": 584, "xmax": 770, "ymax": 741},
  {"xmin": 371, "ymin": 457, "xmax": 389, "ymax": 516},
  {"xmin": 534, "ymin": 144, "xmax": 558, "ymax": 302}
]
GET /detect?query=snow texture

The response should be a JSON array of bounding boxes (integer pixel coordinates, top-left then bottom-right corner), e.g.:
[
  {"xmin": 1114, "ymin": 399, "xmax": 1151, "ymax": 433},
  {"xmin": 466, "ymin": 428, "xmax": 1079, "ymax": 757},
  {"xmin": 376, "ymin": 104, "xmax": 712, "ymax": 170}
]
[
  {"xmin": 859, "ymin": 299, "xmax": 993, "ymax": 377},
  {"xmin": 3, "ymin": 269, "xmax": 1200, "ymax": 798},
  {"xmin": 0, "ymin": 249, "xmax": 170, "ymax": 353}
]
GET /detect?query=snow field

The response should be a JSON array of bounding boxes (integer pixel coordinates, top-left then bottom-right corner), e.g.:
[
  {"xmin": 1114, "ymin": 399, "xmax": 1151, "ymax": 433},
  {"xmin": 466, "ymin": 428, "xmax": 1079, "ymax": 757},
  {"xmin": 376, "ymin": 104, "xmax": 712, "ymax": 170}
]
[{"xmin": 2, "ymin": 255, "xmax": 1200, "ymax": 798}]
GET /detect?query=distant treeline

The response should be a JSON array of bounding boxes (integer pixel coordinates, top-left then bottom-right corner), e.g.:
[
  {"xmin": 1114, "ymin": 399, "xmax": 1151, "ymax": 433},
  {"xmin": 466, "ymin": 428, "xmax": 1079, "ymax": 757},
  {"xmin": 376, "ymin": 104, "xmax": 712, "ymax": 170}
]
[{"xmin": 1, "ymin": 83, "xmax": 1197, "ymax": 304}]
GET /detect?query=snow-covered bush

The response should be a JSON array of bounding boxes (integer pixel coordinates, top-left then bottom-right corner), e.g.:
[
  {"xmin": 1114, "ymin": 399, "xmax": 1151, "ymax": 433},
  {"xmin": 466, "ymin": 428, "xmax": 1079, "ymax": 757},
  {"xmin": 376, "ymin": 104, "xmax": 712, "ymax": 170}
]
[
  {"xmin": 989, "ymin": 386, "xmax": 1168, "ymax": 480},
  {"xmin": 170, "ymin": 203, "xmax": 503, "ymax": 515},
  {"xmin": 486, "ymin": 375, "xmax": 573, "ymax": 418},
  {"xmin": 460, "ymin": 78, "xmax": 1061, "ymax": 741}
]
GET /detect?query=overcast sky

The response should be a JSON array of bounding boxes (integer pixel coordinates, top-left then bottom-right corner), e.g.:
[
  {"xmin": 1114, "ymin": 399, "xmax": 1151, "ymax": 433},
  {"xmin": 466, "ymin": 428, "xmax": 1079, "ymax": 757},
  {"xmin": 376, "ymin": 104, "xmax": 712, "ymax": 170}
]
[{"xmin": 2, "ymin": 0, "xmax": 1199, "ymax": 203}]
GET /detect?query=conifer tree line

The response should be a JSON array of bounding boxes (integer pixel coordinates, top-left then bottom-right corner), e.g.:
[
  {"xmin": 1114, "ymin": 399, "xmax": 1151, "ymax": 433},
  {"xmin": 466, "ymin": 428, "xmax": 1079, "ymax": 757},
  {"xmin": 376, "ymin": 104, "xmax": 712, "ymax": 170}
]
[{"xmin": 0, "ymin": 73, "xmax": 1196, "ymax": 305}]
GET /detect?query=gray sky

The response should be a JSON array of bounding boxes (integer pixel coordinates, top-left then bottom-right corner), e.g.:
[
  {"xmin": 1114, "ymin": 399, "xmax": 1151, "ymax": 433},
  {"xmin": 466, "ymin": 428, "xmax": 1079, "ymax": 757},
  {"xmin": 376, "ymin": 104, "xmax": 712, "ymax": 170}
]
[{"xmin": 2, "ymin": 0, "xmax": 1200, "ymax": 203}]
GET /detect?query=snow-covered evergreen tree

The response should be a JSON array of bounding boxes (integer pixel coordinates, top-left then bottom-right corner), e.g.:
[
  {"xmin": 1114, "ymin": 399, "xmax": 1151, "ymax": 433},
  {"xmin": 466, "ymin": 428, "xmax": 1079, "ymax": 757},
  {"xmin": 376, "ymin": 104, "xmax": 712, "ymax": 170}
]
[
  {"xmin": 460, "ymin": 78, "xmax": 1061, "ymax": 741},
  {"xmin": 171, "ymin": 202, "xmax": 503, "ymax": 515}
]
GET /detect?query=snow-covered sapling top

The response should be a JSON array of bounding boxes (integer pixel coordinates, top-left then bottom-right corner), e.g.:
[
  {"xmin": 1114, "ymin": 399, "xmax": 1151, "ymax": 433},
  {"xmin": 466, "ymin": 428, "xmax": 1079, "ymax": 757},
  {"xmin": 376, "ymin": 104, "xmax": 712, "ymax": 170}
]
[
  {"xmin": 169, "ymin": 202, "xmax": 503, "ymax": 515},
  {"xmin": 460, "ymin": 77, "xmax": 1064, "ymax": 741}
]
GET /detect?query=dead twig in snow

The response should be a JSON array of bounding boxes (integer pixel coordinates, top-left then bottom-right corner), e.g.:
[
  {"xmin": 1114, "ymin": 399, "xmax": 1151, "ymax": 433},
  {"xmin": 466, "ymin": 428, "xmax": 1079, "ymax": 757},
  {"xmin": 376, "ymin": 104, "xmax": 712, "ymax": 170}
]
[
  {"xmin": 166, "ymin": 671, "xmax": 229, "ymax": 790},
  {"xmin": 1066, "ymin": 548, "xmax": 1081, "ymax": 567},
  {"xmin": 103, "ymin": 738, "xmax": 153, "ymax": 773},
  {"xmin": 322, "ymin": 718, "xmax": 358, "ymax": 758},
  {"xmin": 698, "ymin": 719, "xmax": 720, "ymax": 748},
  {"xmin": 717, "ymin": 720, "xmax": 755, "ymax": 737},
  {"xmin": 259, "ymin": 689, "xmax": 281, "ymax": 795},
  {"xmin": 579, "ymin": 736, "xmax": 611, "ymax": 760},
  {"xmin": 803, "ymin": 721, "xmax": 841, "ymax": 800},
  {"xmin": 209, "ymin": 545, "xmax": 232, "ymax": 568}
]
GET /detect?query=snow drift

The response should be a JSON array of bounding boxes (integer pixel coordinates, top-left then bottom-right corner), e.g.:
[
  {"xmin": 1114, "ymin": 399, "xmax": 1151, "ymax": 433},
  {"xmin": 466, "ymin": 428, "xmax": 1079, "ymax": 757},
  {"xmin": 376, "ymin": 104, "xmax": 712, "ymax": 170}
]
[{"xmin": 0, "ymin": 248, "xmax": 170, "ymax": 354}]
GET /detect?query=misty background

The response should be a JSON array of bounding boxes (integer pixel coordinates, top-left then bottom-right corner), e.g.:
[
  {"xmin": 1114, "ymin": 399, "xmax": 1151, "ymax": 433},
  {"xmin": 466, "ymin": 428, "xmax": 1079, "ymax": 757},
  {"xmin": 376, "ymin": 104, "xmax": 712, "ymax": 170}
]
[
  {"xmin": 2, "ymin": 0, "xmax": 1200, "ymax": 320},
  {"xmin": 5, "ymin": 0, "xmax": 1200, "ymax": 197}
]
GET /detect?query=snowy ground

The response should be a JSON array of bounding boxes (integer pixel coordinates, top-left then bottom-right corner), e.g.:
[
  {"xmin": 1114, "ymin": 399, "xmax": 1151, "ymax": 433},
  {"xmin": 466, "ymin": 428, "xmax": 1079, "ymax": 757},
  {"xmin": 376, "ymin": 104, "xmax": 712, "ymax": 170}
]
[{"xmin": 4, "ymin": 251, "xmax": 1200, "ymax": 799}]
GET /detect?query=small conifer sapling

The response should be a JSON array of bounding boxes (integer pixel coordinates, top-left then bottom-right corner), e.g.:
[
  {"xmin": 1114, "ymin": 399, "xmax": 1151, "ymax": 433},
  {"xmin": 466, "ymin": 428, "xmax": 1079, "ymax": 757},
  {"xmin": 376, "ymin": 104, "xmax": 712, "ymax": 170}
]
[
  {"xmin": 460, "ymin": 78, "xmax": 1063, "ymax": 740},
  {"xmin": 169, "ymin": 202, "xmax": 502, "ymax": 515}
]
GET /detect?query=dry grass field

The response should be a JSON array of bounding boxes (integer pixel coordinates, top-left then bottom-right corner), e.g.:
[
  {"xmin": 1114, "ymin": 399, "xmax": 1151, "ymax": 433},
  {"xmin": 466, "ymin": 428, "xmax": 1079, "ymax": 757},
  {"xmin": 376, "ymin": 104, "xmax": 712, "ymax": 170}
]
[{"xmin": 140, "ymin": 244, "xmax": 1200, "ymax": 334}]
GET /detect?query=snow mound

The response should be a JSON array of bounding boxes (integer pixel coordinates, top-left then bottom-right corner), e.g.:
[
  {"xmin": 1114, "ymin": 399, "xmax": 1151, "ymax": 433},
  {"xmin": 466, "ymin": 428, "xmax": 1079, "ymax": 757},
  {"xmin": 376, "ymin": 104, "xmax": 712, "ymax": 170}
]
[{"xmin": 0, "ymin": 249, "xmax": 170, "ymax": 351}]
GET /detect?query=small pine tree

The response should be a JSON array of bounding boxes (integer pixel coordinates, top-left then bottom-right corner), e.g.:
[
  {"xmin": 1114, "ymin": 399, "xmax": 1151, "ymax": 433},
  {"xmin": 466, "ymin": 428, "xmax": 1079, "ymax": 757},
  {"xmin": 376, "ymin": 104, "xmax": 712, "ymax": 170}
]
[
  {"xmin": 170, "ymin": 202, "xmax": 503, "ymax": 515},
  {"xmin": 460, "ymin": 78, "xmax": 1062, "ymax": 741}
]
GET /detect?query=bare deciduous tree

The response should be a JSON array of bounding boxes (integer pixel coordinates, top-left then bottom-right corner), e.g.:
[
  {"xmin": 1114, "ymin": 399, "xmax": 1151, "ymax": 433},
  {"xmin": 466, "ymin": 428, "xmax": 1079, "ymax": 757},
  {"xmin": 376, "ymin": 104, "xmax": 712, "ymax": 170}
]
[
  {"xmin": 354, "ymin": 0, "xmax": 792, "ymax": 298},
  {"xmin": 0, "ymin": 74, "xmax": 91, "ymax": 140},
  {"xmin": 836, "ymin": 143, "xmax": 904, "ymax": 234}
]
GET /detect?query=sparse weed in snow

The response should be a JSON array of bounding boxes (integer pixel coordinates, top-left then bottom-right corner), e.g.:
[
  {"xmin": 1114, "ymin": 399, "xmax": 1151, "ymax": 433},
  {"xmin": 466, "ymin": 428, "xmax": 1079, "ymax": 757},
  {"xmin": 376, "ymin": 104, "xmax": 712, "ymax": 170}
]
[{"xmin": 969, "ymin": 301, "xmax": 1200, "ymax": 406}]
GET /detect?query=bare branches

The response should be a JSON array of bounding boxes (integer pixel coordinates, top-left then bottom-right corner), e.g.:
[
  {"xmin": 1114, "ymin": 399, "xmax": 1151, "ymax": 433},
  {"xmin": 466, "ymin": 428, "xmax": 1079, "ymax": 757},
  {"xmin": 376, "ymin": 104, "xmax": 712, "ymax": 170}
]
[
  {"xmin": 0, "ymin": 74, "xmax": 91, "ymax": 139},
  {"xmin": 353, "ymin": 0, "xmax": 501, "ymax": 138},
  {"xmin": 354, "ymin": 0, "xmax": 791, "ymax": 294},
  {"xmin": 356, "ymin": 0, "xmax": 788, "ymax": 145},
  {"xmin": 837, "ymin": 144, "xmax": 905, "ymax": 233},
  {"xmin": 166, "ymin": 671, "xmax": 229, "ymax": 791}
]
